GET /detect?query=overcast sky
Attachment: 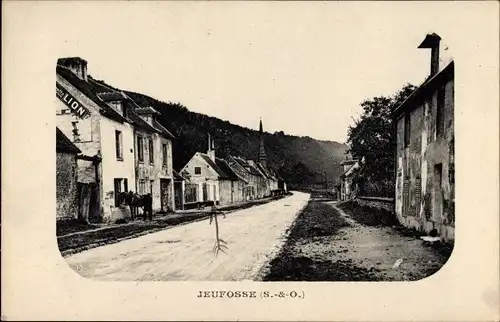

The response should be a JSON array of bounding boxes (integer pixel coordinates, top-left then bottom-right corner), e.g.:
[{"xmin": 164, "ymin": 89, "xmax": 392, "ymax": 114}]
[{"xmin": 55, "ymin": 2, "xmax": 467, "ymax": 143}]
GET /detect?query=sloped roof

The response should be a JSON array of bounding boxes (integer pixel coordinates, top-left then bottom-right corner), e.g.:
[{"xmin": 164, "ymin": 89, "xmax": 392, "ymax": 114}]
[
  {"xmin": 215, "ymin": 158, "xmax": 241, "ymax": 181},
  {"xmin": 119, "ymin": 91, "xmax": 175, "ymax": 139},
  {"xmin": 392, "ymin": 60, "xmax": 454, "ymax": 119},
  {"xmin": 256, "ymin": 162, "xmax": 278, "ymax": 180},
  {"xmin": 173, "ymin": 169, "xmax": 185, "ymax": 181},
  {"xmin": 126, "ymin": 109, "xmax": 158, "ymax": 134},
  {"xmin": 135, "ymin": 106, "xmax": 161, "ymax": 115},
  {"xmin": 57, "ymin": 66, "xmax": 129, "ymax": 123},
  {"xmin": 97, "ymin": 91, "xmax": 128, "ymax": 102},
  {"xmin": 247, "ymin": 160, "xmax": 266, "ymax": 178},
  {"xmin": 57, "ymin": 57, "xmax": 87, "ymax": 66},
  {"xmin": 56, "ymin": 127, "xmax": 81, "ymax": 154},
  {"xmin": 58, "ymin": 64, "xmax": 176, "ymax": 140},
  {"xmin": 199, "ymin": 153, "xmax": 231, "ymax": 179},
  {"xmin": 152, "ymin": 119, "xmax": 175, "ymax": 139},
  {"xmin": 233, "ymin": 156, "xmax": 262, "ymax": 177}
]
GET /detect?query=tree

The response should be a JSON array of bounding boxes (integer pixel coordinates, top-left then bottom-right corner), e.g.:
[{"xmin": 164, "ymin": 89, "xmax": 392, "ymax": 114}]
[{"xmin": 347, "ymin": 83, "xmax": 417, "ymax": 184}]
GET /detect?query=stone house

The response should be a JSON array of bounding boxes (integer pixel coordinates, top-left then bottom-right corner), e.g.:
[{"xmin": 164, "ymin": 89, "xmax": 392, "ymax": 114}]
[
  {"xmin": 216, "ymin": 158, "xmax": 247, "ymax": 205},
  {"xmin": 56, "ymin": 127, "xmax": 81, "ymax": 220},
  {"xmin": 339, "ymin": 158, "xmax": 360, "ymax": 201},
  {"xmin": 127, "ymin": 104, "xmax": 176, "ymax": 213},
  {"xmin": 180, "ymin": 135, "xmax": 245, "ymax": 207},
  {"xmin": 247, "ymin": 160, "xmax": 270, "ymax": 198},
  {"xmin": 228, "ymin": 156, "xmax": 263, "ymax": 200},
  {"xmin": 392, "ymin": 33, "xmax": 455, "ymax": 241}
]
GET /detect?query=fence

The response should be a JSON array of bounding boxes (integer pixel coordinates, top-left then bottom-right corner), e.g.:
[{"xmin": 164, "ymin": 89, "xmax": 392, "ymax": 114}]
[
  {"xmin": 357, "ymin": 180, "xmax": 395, "ymax": 199},
  {"xmin": 184, "ymin": 183, "xmax": 198, "ymax": 203}
]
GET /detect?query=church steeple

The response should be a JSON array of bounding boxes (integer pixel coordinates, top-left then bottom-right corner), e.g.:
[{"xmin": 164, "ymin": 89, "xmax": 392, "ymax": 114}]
[{"xmin": 258, "ymin": 118, "xmax": 267, "ymax": 167}]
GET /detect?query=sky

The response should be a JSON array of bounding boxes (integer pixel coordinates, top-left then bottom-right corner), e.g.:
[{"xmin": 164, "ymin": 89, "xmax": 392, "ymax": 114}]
[{"xmin": 53, "ymin": 1, "xmax": 468, "ymax": 143}]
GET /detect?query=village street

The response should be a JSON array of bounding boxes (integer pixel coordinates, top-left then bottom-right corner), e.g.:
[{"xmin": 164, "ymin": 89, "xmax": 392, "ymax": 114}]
[{"xmin": 65, "ymin": 192, "xmax": 310, "ymax": 281}]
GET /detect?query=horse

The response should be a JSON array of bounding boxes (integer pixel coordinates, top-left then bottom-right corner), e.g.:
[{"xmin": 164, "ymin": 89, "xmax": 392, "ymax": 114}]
[{"xmin": 118, "ymin": 191, "xmax": 141, "ymax": 220}]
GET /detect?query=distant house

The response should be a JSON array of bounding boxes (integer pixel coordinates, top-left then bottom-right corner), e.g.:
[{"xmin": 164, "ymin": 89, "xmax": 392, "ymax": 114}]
[
  {"xmin": 247, "ymin": 160, "xmax": 271, "ymax": 198},
  {"xmin": 391, "ymin": 33, "xmax": 455, "ymax": 241},
  {"xmin": 227, "ymin": 156, "xmax": 262, "ymax": 200},
  {"xmin": 56, "ymin": 127, "xmax": 81, "ymax": 220},
  {"xmin": 227, "ymin": 119, "xmax": 284, "ymax": 199},
  {"xmin": 339, "ymin": 158, "xmax": 360, "ymax": 201},
  {"xmin": 276, "ymin": 171, "xmax": 287, "ymax": 194},
  {"xmin": 180, "ymin": 134, "xmax": 245, "ymax": 207}
]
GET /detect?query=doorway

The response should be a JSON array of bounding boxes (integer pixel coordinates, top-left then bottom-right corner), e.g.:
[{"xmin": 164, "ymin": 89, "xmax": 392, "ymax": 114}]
[
  {"xmin": 433, "ymin": 164, "xmax": 443, "ymax": 223},
  {"xmin": 160, "ymin": 179, "xmax": 172, "ymax": 212}
]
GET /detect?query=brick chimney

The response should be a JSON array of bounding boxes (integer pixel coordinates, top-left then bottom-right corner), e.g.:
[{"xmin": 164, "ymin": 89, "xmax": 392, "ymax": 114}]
[
  {"xmin": 57, "ymin": 57, "xmax": 88, "ymax": 81},
  {"xmin": 418, "ymin": 33, "xmax": 441, "ymax": 76},
  {"xmin": 207, "ymin": 133, "xmax": 215, "ymax": 161}
]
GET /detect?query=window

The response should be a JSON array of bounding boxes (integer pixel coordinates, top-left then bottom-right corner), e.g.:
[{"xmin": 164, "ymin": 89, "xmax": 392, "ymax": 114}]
[
  {"xmin": 137, "ymin": 135, "xmax": 144, "ymax": 162},
  {"xmin": 114, "ymin": 178, "xmax": 122, "ymax": 206},
  {"xmin": 436, "ymin": 85, "xmax": 445, "ymax": 137},
  {"xmin": 114, "ymin": 178, "xmax": 128, "ymax": 205},
  {"xmin": 404, "ymin": 113, "xmax": 411, "ymax": 148},
  {"xmin": 162, "ymin": 143, "xmax": 168, "ymax": 166},
  {"xmin": 150, "ymin": 180, "xmax": 154, "ymax": 194},
  {"xmin": 115, "ymin": 130, "xmax": 123, "ymax": 160},
  {"xmin": 149, "ymin": 138, "xmax": 154, "ymax": 164},
  {"xmin": 194, "ymin": 166, "xmax": 202, "ymax": 175}
]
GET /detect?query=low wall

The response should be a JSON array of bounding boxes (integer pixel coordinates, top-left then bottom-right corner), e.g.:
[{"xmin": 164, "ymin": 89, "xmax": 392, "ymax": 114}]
[{"xmin": 355, "ymin": 196, "xmax": 395, "ymax": 213}]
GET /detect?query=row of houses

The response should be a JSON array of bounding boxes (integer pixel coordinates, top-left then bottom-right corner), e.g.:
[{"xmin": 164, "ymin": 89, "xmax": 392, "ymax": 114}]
[
  {"xmin": 56, "ymin": 57, "xmax": 286, "ymax": 223},
  {"xmin": 337, "ymin": 33, "xmax": 455, "ymax": 241},
  {"xmin": 179, "ymin": 122, "xmax": 285, "ymax": 209}
]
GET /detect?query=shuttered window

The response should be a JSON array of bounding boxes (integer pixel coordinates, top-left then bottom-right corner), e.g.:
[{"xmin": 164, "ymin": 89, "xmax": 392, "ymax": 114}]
[
  {"xmin": 115, "ymin": 130, "xmax": 123, "ymax": 160},
  {"xmin": 436, "ymin": 85, "xmax": 445, "ymax": 137},
  {"xmin": 404, "ymin": 114, "xmax": 411, "ymax": 148},
  {"xmin": 137, "ymin": 135, "xmax": 144, "ymax": 162},
  {"xmin": 149, "ymin": 138, "xmax": 154, "ymax": 164},
  {"xmin": 162, "ymin": 143, "xmax": 168, "ymax": 166}
]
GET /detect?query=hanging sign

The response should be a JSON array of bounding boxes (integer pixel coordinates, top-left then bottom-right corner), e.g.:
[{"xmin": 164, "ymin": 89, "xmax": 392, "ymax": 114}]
[{"xmin": 56, "ymin": 83, "xmax": 91, "ymax": 119}]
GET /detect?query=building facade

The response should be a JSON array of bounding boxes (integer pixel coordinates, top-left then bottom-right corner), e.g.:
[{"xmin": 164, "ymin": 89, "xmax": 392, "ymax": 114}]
[
  {"xmin": 392, "ymin": 33, "xmax": 455, "ymax": 241},
  {"xmin": 228, "ymin": 156, "xmax": 263, "ymax": 200},
  {"xmin": 56, "ymin": 57, "xmax": 176, "ymax": 222},
  {"xmin": 180, "ymin": 135, "xmax": 244, "ymax": 207},
  {"xmin": 128, "ymin": 105, "xmax": 176, "ymax": 213}
]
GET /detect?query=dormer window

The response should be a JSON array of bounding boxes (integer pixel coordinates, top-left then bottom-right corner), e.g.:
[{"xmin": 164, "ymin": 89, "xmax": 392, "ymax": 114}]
[
  {"xmin": 108, "ymin": 101, "xmax": 123, "ymax": 114},
  {"xmin": 135, "ymin": 106, "xmax": 160, "ymax": 125}
]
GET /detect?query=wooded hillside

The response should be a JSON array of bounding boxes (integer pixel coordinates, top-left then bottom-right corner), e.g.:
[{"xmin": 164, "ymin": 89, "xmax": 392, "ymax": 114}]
[{"xmin": 91, "ymin": 77, "xmax": 347, "ymax": 187}]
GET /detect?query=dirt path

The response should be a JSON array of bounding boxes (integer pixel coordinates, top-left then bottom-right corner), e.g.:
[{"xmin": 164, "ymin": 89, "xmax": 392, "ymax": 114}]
[
  {"xmin": 64, "ymin": 192, "xmax": 310, "ymax": 281},
  {"xmin": 262, "ymin": 200, "xmax": 450, "ymax": 281}
]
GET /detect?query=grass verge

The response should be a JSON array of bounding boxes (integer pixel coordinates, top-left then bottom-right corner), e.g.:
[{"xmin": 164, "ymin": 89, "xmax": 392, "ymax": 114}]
[{"xmin": 262, "ymin": 200, "xmax": 382, "ymax": 281}]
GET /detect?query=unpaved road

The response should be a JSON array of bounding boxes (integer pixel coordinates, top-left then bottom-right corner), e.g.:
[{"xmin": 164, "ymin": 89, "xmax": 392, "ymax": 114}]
[
  {"xmin": 65, "ymin": 192, "xmax": 310, "ymax": 281},
  {"xmin": 263, "ymin": 200, "xmax": 450, "ymax": 281}
]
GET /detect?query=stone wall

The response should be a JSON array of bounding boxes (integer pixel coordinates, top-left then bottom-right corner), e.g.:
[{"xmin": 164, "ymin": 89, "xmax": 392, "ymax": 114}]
[
  {"xmin": 356, "ymin": 197, "xmax": 394, "ymax": 213},
  {"xmin": 56, "ymin": 152, "xmax": 79, "ymax": 220}
]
